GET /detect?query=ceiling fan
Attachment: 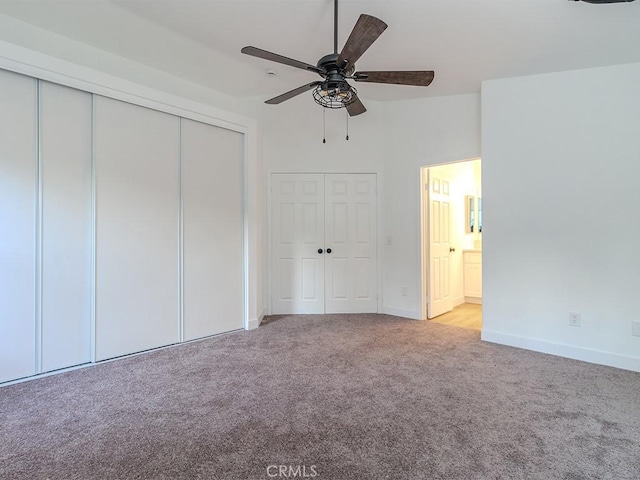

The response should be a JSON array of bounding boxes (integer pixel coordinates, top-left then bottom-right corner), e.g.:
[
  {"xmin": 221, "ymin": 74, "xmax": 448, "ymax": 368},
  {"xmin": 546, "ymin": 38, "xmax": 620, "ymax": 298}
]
[{"xmin": 241, "ymin": 0, "xmax": 434, "ymax": 116}]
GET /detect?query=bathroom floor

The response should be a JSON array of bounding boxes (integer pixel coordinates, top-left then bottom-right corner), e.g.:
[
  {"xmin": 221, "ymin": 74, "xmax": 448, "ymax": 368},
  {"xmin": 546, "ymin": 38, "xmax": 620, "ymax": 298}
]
[{"xmin": 429, "ymin": 303, "xmax": 482, "ymax": 330}]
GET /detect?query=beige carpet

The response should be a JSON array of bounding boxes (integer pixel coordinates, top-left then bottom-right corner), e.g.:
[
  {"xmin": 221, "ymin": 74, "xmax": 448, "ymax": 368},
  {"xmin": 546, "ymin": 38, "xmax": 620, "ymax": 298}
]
[{"xmin": 1, "ymin": 313, "xmax": 639, "ymax": 479}]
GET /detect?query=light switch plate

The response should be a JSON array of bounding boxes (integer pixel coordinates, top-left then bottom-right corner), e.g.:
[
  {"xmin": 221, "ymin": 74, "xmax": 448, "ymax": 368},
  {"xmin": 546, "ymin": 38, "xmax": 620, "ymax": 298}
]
[{"xmin": 632, "ymin": 321, "xmax": 640, "ymax": 337}]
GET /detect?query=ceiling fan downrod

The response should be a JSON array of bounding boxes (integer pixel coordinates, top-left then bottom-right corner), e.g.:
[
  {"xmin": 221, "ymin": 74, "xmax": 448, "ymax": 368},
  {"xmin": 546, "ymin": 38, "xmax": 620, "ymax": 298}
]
[{"xmin": 334, "ymin": 0, "xmax": 339, "ymax": 54}]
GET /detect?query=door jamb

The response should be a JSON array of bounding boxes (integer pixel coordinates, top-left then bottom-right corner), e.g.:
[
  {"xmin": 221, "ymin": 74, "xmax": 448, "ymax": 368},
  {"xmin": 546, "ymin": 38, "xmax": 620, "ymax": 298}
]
[
  {"xmin": 268, "ymin": 171, "xmax": 380, "ymax": 315},
  {"xmin": 419, "ymin": 157, "xmax": 481, "ymax": 321}
]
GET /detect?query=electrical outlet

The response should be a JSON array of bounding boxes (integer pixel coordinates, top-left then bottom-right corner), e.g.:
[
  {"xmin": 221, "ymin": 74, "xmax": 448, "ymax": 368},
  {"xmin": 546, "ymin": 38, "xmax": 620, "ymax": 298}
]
[
  {"xmin": 569, "ymin": 312, "xmax": 581, "ymax": 327},
  {"xmin": 386, "ymin": 236, "xmax": 393, "ymax": 246},
  {"xmin": 401, "ymin": 287, "xmax": 408, "ymax": 297},
  {"xmin": 632, "ymin": 321, "xmax": 640, "ymax": 337}
]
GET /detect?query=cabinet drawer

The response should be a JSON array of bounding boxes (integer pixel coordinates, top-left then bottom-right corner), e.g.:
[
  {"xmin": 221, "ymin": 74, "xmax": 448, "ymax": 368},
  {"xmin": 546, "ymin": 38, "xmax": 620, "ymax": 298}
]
[{"xmin": 464, "ymin": 252, "xmax": 482, "ymax": 264}]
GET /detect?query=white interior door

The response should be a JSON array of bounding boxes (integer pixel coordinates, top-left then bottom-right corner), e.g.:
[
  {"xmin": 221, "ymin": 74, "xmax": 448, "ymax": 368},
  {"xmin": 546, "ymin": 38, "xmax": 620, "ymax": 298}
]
[
  {"xmin": 271, "ymin": 174, "xmax": 325, "ymax": 314},
  {"xmin": 325, "ymin": 174, "xmax": 377, "ymax": 313},
  {"xmin": 428, "ymin": 171, "xmax": 453, "ymax": 319},
  {"xmin": 271, "ymin": 173, "xmax": 378, "ymax": 315}
]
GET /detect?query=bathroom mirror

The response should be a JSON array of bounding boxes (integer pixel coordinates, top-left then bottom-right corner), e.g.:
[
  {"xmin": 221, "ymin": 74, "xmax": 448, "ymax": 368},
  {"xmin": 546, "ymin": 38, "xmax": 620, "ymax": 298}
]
[{"xmin": 465, "ymin": 195, "xmax": 482, "ymax": 233}]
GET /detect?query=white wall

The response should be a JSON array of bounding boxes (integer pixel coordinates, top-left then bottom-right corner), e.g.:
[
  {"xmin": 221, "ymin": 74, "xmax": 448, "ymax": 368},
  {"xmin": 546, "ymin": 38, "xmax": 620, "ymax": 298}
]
[
  {"xmin": 0, "ymin": 7, "xmax": 482, "ymax": 332},
  {"xmin": 244, "ymin": 96, "xmax": 386, "ymax": 314},
  {"xmin": 257, "ymin": 98, "xmax": 387, "ymax": 174},
  {"xmin": 382, "ymin": 94, "xmax": 481, "ymax": 318},
  {"xmin": 0, "ymin": 13, "xmax": 238, "ymax": 113},
  {"xmin": 482, "ymin": 62, "xmax": 640, "ymax": 372},
  {"xmin": 0, "ymin": 5, "xmax": 481, "ymax": 327},
  {"xmin": 245, "ymin": 93, "xmax": 481, "ymax": 318}
]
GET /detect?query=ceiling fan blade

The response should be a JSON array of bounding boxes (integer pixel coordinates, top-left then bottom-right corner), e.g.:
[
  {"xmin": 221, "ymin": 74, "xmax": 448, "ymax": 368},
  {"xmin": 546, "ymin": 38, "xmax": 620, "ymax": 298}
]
[
  {"xmin": 337, "ymin": 14, "xmax": 388, "ymax": 68},
  {"xmin": 353, "ymin": 71, "xmax": 435, "ymax": 87},
  {"xmin": 265, "ymin": 82, "xmax": 322, "ymax": 105},
  {"xmin": 346, "ymin": 97, "xmax": 367, "ymax": 116},
  {"xmin": 241, "ymin": 46, "xmax": 323, "ymax": 74}
]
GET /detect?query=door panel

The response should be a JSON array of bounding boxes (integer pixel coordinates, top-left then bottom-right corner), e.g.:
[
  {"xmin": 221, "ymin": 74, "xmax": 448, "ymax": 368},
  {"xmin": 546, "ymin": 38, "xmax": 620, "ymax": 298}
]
[
  {"xmin": 181, "ymin": 119, "xmax": 244, "ymax": 341},
  {"xmin": 94, "ymin": 96, "xmax": 180, "ymax": 361},
  {"xmin": 40, "ymin": 81, "xmax": 92, "ymax": 372},
  {"xmin": 428, "ymin": 172, "xmax": 453, "ymax": 318},
  {"xmin": 325, "ymin": 174, "xmax": 377, "ymax": 314},
  {"xmin": 331, "ymin": 258, "xmax": 349, "ymax": 299},
  {"xmin": 302, "ymin": 259, "xmax": 319, "ymax": 300},
  {"xmin": 0, "ymin": 70, "xmax": 37, "ymax": 383},
  {"xmin": 272, "ymin": 174, "xmax": 325, "ymax": 314}
]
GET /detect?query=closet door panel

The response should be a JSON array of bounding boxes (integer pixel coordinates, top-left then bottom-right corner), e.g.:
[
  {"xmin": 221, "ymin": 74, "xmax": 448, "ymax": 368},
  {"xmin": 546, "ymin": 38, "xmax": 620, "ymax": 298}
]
[
  {"xmin": 40, "ymin": 82, "xmax": 92, "ymax": 372},
  {"xmin": 94, "ymin": 96, "xmax": 180, "ymax": 361},
  {"xmin": 182, "ymin": 119, "xmax": 244, "ymax": 341},
  {"xmin": 271, "ymin": 174, "xmax": 325, "ymax": 314},
  {"xmin": 324, "ymin": 174, "xmax": 378, "ymax": 313},
  {"xmin": 0, "ymin": 70, "xmax": 37, "ymax": 383}
]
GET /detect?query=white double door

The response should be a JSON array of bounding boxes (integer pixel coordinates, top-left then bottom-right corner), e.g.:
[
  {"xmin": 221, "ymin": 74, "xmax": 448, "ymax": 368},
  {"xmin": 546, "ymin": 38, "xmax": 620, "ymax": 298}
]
[{"xmin": 271, "ymin": 173, "xmax": 378, "ymax": 314}]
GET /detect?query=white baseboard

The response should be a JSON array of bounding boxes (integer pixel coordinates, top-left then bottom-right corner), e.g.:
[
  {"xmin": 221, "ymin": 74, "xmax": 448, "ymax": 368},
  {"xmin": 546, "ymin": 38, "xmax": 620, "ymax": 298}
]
[
  {"xmin": 381, "ymin": 306, "xmax": 422, "ymax": 320},
  {"xmin": 453, "ymin": 296, "xmax": 465, "ymax": 307},
  {"xmin": 465, "ymin": 296, "xmax": 482, "ymax": 305},
  {"xmin": 481, "ymin": 329, "xmax": 640, "ymax": 373},
  {"xmin": 247, "ymin": 316, "xmax": 262, "ymax": 330}
]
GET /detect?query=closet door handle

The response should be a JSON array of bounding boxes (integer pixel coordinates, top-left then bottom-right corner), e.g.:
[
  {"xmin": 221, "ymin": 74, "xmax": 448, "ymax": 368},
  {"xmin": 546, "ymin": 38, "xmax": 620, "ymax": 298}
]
[
  {"xmin": 318, "ymin": 249, "xmax": 323, "ymax": 254},
  {"xmin": 326, "ymin": 248, "xmax": 332, "ymax": 254}
]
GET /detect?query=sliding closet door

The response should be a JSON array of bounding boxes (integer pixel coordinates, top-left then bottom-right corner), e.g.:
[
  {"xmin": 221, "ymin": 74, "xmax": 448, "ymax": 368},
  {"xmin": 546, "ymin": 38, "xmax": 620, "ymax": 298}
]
[
  {"xmin": 181, "ymin": 119, "xmax": 244, "ymax": 341},
  {"xmin": 39, "ymin": 82, "xmax": 92, "ymax": 372},
  {"xmin": 0, "ymin": 70, "xmax": 37, "ymax": 383},
  {"xmin": 94, "ymin": 96, "xmax": 180, "ymax": 361}
]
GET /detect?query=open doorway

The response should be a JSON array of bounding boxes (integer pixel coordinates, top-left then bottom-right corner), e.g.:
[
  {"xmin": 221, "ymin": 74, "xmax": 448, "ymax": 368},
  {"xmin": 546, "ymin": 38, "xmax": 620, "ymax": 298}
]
[{"xmin": 420, "ymin": 158, "xmax": 482, "ymax": 330}]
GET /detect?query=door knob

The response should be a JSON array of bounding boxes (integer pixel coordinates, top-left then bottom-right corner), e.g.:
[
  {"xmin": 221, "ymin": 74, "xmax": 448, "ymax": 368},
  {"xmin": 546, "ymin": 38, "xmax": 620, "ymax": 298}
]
[
  {"xmin": 326, "ymin": 248, "xmax": 332, "ymax": 254},
  {"xmin": 318, "ymin": 249, "xmax": 323, "ymax": 254},
  {"xmin": 449, "ymin": 247, "xmax": 456, "ymax": 252}
]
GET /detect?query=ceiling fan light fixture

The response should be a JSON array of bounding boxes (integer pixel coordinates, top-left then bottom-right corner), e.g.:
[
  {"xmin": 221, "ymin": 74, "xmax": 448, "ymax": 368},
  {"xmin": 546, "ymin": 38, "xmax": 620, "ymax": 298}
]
[
  {"xmin": 312, "ymin": 83, "xmax": 357, "ymax": 109},
  {"xmin": 241, "ymin": 0, "xmax": 432, "ymax": 116}
]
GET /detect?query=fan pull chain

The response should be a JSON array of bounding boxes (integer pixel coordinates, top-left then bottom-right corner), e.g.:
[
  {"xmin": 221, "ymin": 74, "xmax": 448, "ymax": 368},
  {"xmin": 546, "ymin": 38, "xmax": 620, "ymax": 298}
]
[
  {"xmin": 346, "ymin": 111, "xmax": 349, "ymax": 141},
  {"xmin": 322, "ymin": 108, "xmax": 326, "ymax": 144}
]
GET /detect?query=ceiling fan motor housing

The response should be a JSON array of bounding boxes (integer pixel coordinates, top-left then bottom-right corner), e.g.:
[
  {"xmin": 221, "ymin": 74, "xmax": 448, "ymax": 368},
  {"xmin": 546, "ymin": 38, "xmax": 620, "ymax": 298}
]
[
  {"xmin": 317, "ymin": 53, "xmax": 355, "ymax": 77},
  {"xmin": 312, "ymin": 53, "xmax": 358, "ymax": 108}
]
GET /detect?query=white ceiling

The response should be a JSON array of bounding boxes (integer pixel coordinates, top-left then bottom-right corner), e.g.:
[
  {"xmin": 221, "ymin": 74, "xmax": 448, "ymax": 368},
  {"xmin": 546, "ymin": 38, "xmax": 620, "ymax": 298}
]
[{"xmin": 0, "ymin": 0, "xmax": 639, "ymax": 102}]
